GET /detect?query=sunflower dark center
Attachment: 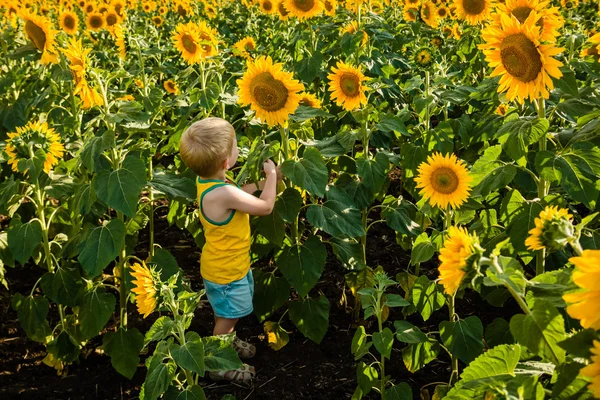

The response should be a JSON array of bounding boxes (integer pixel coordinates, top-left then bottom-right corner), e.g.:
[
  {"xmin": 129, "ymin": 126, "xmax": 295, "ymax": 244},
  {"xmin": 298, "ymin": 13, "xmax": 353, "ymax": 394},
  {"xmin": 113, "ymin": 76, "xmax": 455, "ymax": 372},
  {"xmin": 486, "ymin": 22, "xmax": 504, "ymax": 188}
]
[
  {"xmin": 293, "ymin": 0, "xmax": 316, "ymax": 12},
  {"xmin": 263, "ymin": 0, "xmax": 273, "ymax": 11},
  {"xmin": 167, "ymin": 82, "xmax": 175, "ymax": 90},
  {"xmin": 278, "ymin": 3, "xmax": 289, "ymax": 15},
  {"xmin": 245, "ymin": 41, "xmax": 255, "ymax": 50},
  {"xmin": 340, "ymin": 73, "xmax": 360, "ymax": 97},
  {"xmin": 178, "ymin": 5, "xmax": 187, "ymax": 17},
  {"xmin": 462, "ymin": 0, "xmax": 485, "ymax": 15},
  {"xmin": 182, "ymin": 34, "xmax": 197, "ymax": 53},
  {"xmin": 86, "ymin": 5, "xmax": 94, "ymax": 13},
  {"xmin": 422, "ymin": 6, "xmax": 431, "ymax": 19},
  {"xmin": 500, "ymin": 33, "xmax": 542, "ymax": 83},
  {"xmin": 300, "ymin": 98, "xmax": 313, "ymax": 107},
  {"xmin": 106, "ymin": 14, "xmax": 118, "ymax": 26},
  {"xmin": 431, "ymin": 167, "xmax": 459, "ymax": 194},
  {"xmin": 199, "ymin": 33, "xmax": 213, "ymax": 52},
  {"xmin": 511, "ymin": 6, "xmax": 532, "ymax": 23},
  {"xmin": 153, "ymin": 17, "xmax": 161, "ymax": 25},
  {"xmin": 589, "ymin": 46, "xmax": 599, "ymax": 57},
  {"xmin": 324, "ymin": 0, "xmax": 333, "ymax": 11},
  {"xmin": 250, "ymin": 72, "xmax": 289, "ymax": 111},
  {"xmin": 25, "ymin": 20, "xmax": 46, "ymax": 51},
  {"xmin": 115, "ymin": 4, "xmax": 123, "ymax": 15},
  {"xmin": 438, "ymin": 8, "xmax": 447, "ymax": 17},
  {"xmin": 64, "ymin": 15, "xmax": 76, "ymax": 30},
  {"xmin": 90, "ymin": 16, "xmax": 103, "ymax": 28}
]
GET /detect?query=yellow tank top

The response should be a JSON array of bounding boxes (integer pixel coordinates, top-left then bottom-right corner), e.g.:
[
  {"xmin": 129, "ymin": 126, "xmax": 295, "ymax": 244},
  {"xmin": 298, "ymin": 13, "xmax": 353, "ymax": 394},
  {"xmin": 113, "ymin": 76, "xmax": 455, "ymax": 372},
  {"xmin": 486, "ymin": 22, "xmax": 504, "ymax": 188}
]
[{"xmin": 196, "ymin": 178, "xmax": 251, "ymax": 284}]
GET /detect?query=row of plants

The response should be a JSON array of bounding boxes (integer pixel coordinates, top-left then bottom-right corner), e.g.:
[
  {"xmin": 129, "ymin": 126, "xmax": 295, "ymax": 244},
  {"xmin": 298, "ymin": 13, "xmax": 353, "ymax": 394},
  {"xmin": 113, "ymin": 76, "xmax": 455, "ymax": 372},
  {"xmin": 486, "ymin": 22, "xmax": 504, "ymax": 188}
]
[{"xmin": 1, "ymin": 0, "xmax": 600, "ymax": 398}]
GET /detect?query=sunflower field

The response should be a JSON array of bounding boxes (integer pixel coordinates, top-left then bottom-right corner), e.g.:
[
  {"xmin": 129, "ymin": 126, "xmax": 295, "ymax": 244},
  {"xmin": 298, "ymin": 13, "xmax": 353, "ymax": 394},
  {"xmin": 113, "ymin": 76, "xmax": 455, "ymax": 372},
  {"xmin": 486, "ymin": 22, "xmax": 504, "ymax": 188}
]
[{"xmin": 1, "ymin": 0, "xmax": 600, "ymax": 398}]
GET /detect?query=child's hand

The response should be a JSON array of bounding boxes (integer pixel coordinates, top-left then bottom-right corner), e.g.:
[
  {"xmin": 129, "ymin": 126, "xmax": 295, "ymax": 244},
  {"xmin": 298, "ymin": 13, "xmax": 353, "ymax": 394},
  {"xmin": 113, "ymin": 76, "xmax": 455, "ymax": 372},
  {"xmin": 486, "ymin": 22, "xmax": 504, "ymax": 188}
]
[{"xmin": 263, "ymin": 159, "xmax": 277, "ymax": 177}]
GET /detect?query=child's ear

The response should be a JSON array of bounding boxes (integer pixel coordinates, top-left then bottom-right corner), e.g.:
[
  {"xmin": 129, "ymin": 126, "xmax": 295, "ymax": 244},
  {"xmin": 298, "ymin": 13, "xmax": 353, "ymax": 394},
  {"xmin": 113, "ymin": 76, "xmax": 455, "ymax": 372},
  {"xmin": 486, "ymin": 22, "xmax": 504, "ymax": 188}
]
[{"xmin": 223, "ymin": 158, "xmax": 230, "ymax": 170}]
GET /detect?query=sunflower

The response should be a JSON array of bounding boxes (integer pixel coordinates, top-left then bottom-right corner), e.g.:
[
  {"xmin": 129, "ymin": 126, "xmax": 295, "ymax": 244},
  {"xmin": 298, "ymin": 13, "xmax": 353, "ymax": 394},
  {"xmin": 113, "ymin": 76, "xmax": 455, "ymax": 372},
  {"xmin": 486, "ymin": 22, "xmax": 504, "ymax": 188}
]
[
  {"xmin": 134, "ymin": 78, "xmax": 144, "ymax": 88},
  {"xmin": 130, "ymin": 262, "xmax": 159, "ymax": 318},
  {"xmin": 581, "ymin": 32, "xmax": 600, "ymax": 61},
  {"xmin": 494, "ymin": 0, "xmax": 563, "ymax": 42},
  {"xmin": 525, "ymin": 206, "xmax": 574, "ymax": 251},
  {"xmin": 341, "ymin": 21, "xmax": 368, "ymax": 46},
  {"xmin": 117, "ymin": 94, "xmax": 135, "ymax": 101},
  {"xmin": 172, "ymin": 22, "xmax": 202, "ymax": 64},
  {"xmin": 164, "ymin": 79, "xmax": 179, "ymax": 94},
  {"xmin": 196, "ymin": 21, "xmax": 219, "ymax": 58},
  {"xmin": 114, "ymin": 23, "xmax": 126, "ymax": 59},
  {"xmin": 237, "ymin": 56, "xmax": 305, "ymax": 126},
  {"xmin": 260, "ymin": 0, "xmax": 276, "ymax": 13},
  {"xmin": 283, "ymin": 0, "xmax": 324, "ymax": 20},
  {"xmin": 415, "ymin": 47, "xmax": 434, "ymax": 67},
  {"xmin": 438, "ymin": 226, "xmax": 478, "ymax": 295},
  {"xmin": 203, "ymin": 1, "xmax": 217, "ymax": 18},
  {"xmin": 581, "ymin": 340, "xmax": 600, "ymax": 398},
  {"xmin": 436, "ymin": 4, "xmax": 449, "ymax": 19},
  {"xmin": 403, "ymin": 5, "xmax": 419, "ymax": 22},
  {"xmin": 495, "ymin": 103, "xmax": 510, "ymax": 115},
  {"xmin": 559, "ymin": 0, "xmax": 578, "ymax": 7},
  {"xmin": 479, "ymin": 13, "xmax": 564, "ymax": 104},
  {"xmin": 276, "ymin": 0, "xmax": 291, "ymax": 19},
  {"xmin": 111, "ymin": 0, "xmax": 126, "ymax": 17},
  {"xmin": 58, "ymin": 10, "xmax": 79, "ymax": 35},
  {"xmin": 451, "ymin": 22, "xmax": 462, "ymax": 39},
  {"xmin": 404, "ymin": 0, "xmax": 421, "ymax": 6},
  {"xmin": 299, "ymin": 92, "xmax": 322, "ymax": 108},
  {"xmin": 421, "ymin": 1, "xmax": 439, "ymax": 27},
  {"xmin": 415, "ymin": 153, "xmax": 472, "ymax": 210},
  {"xmin": 62, "ymin": 37, "xmax": 104, "ymax": 109},
  {"xmin": 323, "ymin": 0, "xmax": 337, "ymax": 16},
  {"xmin": 83, "ymin": 1, "xmax": 95, "ymax": 14},
  {"xmin": 563, "ymin": 250, "xmax": 600, "ymax": 331},
  {"xmin": 233, "ymin": 36, "xmax": 256, "ymax": 59},
  {"xmin": 104, "ymin": 9, "xmax": 121, "ymax": 30},
  {"xmin": 20, "ymin": 10, "xmax": 59, "ymax": 64},
  {"xmin": 327, "ymin": 61, "xmax": 368, "ymax": 111},
  {"xmin": 151, "ymin": 15, "xmax": 163, "ymax": 26},
  {"xmin": 453, "ymin": 0, "xmax": 494, "ymax": 25},
  {"xmin": 86, "ymin": 12, "xmax": 104, "ymax": 31},
  {"xmin": 158, "ymin": 5, "xmax": 167, "ymax": 14},
  {"xmin": 4, "ymin": 121, "xmax": 65, "ymax": 175},
  {"xmin": 431, "ymin": 35, "xmax": 443, "ymax": 48}
]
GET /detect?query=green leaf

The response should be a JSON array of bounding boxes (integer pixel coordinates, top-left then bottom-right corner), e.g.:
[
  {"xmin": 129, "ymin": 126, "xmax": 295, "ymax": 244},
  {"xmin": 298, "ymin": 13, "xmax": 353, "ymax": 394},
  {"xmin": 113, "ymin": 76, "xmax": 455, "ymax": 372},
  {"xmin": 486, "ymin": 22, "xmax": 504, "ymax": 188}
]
[
  {"xmin": 509, "ymin": 299, "xmax": 566, "ymax": 365},
  {"xmin": 500, "ymin": 190, "xmax": 544, "ymax": 253},
  {"xmin": 558, "ymin": 329, "xmax": 597, "ymax": 359},
  {"xmin": 12, "ymin": 294, "xmax": 51, "ymax": 343},
  {"xmin": 252, "ymin": 270, "xmax": 289, "ymax": 322},
  {"xmin": 330, "ymin": 237, "xmax": 366, "ymax": 270},
  {"xmin": 144, "ymin": 316, "xmax": 175, "ymax": 345},
  {"xmin": 93, "ymin": 156, "xmax": 147, "ymax": 217},
  {"xmin": 485, "ymin": 318, "xmax": 514, "ymax": 348},
  {"xmin": 280, "ymin": 147, "xmax": 328, "ymax": 197},
  {"xmin": 203, "ymin": 335, "xmax": 243, "ymax": 371},
  {"xmin": 470, "ymin": 145, "xmax": 517, "ymax": 197},
  {"xmin": 46, "ymin": 331, "xmax": 80, "ymax": 363},
  {"xmin": 171, "ymin": 331, "xmax": 205, "ymax": 376},
  {"xmin": 496, "ymin": 118, "xmax": 549, "ymax": 164},
  {"xmin": 42, "ymin": 266, "xmax": 82, "ymax": 307},
  {"xmin": 0, "ymin": 232, "xmax": 14, "ymax": 269},
  {"xmin": 276, "ymin": 235, "xmax": 326, "ymax": 297},
  {"xmin": 554, "ymin": 66, "xmax": 579, "ymax": 98},
  {"xmin": 410, "ymin": 231, "xmax": 440, "ymax": 266},
  {"xmin": 7, "ymin": 219, "xmax": 42, "ymax": 266},
  {"xmin": 384, "ymin": 383, "xmax": 413, "ymax": 400},
  {"xmin": 306, "ymin": 197, "xmax": 364, "ymax": 238},
  {"xmin": 484, "ymin": 256, "xmax": 527, "ymax": 296},
  {"xmin": 150, "ymin": 248, "xmax": 181, "ymax": 283},
  {"xmin": 372, "ymin": 327, "xmax": 394, "ymax": 359},
  {"xmin": 351, "ymin": 326, "xmax": 368, "ymax": 356},
  {"xmin": 81, "ymin": 134, "xmax": 111, "ymax": 172},
  {"xmin": 394, "ymin": 320, "xmax": 428, "ymax": 344},
  {"xmin": 74, "ymin": 183, "xmax": 97, "ymax": 215},
  {"xmin": 103, "ymin": 327, "xmax": 144, "ymax": 379},
  {"xmin": 356, "ymin": 360, "xmax": 378, "ymax": 395},
  {"xmin": 143, "ymin": 359, "xmax": 177, "ymax": 400},
  {"xmin": 290, "ymin": 105, "xmax": 333, "ymax": 122},
  {"xmin": 257, "ymin": 208, "xmax": 285, "ymax": 247},
  {"xmin": 0, "ymin": 175, "xmax": 19, "ymax": 214},
  {"xmin": 296, "ymin": 51, "xmax": 323, "ymax": 84},
  {"xmin": 356, "ymin": 152, "xmax": 389, "ymax": 195},
  {"xmin": 552, "ymin": 361, "xmax": 585, "ymax": 398},
  {"xmin": 376, "ymin": 113, "xmax": 409, "ymax": 136},
  {"xmin": 440, "ymin": 316, "xmax": 484, "ymax": 364},
  {"xmin": 176, "ymin": 386, "xmax": 206, "ymax": 400},
  {"xmin": 275, "ymin": 188, "xmax": 303, "ymax": 223},
  {"xmin": 149, "ymin": 171, "xmax": 196, "ymax": 200},
  {"xmin": 401, "ymin": 339, "xmax": 440, "ymax": 373},
  {"xmin": 77, "ymin": 219, "xmax": 126, "ymax": 278},
  {"xmin": 289, "ymin": 295, "xmax": 330, "ymax": 344},
  {"xmin": 411, "ymin": 275, "xmax": 445, "ymax": 321},
  {"xmin": 382, "ymin": 197, "xmax": 421, "ymax": 237},
  {"xmin": 384, "ymin": 294, "xmax": 410, "ymax": 307}
]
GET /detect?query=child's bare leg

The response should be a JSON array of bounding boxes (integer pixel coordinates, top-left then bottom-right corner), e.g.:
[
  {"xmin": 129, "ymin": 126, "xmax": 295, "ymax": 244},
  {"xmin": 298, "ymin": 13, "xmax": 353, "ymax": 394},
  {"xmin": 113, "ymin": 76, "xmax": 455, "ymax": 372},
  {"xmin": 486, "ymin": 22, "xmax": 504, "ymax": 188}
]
[{"xmin": 214, "ymin": 316, "xmax": 238, "ymax": 335}]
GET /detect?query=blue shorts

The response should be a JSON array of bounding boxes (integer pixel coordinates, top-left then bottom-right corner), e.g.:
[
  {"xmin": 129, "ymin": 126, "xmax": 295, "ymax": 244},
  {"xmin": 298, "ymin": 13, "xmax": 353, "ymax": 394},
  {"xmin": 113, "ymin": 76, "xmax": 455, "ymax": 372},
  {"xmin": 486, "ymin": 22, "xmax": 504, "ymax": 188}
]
[{"xmin": 203, "ymin": 269, "xmax": 254, "ymax": 319}]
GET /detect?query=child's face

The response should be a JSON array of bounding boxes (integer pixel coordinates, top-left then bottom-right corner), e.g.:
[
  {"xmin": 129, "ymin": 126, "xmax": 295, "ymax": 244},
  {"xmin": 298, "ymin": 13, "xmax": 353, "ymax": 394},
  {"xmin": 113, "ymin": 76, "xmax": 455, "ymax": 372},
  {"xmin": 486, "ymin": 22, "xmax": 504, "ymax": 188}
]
[{"xmin": 226, "ymin": 135, "xmax": 239, "ymax": 169}]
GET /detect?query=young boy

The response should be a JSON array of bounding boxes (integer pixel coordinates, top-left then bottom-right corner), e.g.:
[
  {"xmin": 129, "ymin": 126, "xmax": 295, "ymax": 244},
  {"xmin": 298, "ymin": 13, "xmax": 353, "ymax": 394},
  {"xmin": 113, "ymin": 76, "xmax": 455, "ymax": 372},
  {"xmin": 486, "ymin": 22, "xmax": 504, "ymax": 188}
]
[{"xmin": 179, "ymin": 117, "xmax": 279, "ymax": 383}]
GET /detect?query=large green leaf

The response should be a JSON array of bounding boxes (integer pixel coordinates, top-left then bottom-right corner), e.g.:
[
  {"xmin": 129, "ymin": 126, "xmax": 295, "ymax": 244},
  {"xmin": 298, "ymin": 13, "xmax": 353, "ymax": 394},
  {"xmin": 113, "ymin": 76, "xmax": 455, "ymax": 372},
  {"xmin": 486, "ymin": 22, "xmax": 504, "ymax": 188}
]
[
  {"xmin": 401, "ymin": 339, "xmax": 439, "ymax": 373},
  {"xmin": 79, "ymin": 286, "xmax": 116, "ymax": 340},
  {"xmin": 77, "ymin": 218, "xmax": 126, "ymax": 278},
  {"xmin": 149, "ymin": 171, "xmax": 196, "ymax": 200},
  {"xmin": 510, "ymin": 299, "xmax": 566, "ymax": 365},
  {"xmin": 144, "ymin": 316, "xmax": 175, "ymax": 345},
  {"xmin": 11, "ymin": 293, "xmax": 51, "ymax": 343},
  {"xmin": 440, "ymin": 316, "xmax": 484, "ymax": 364},
  {"xmin": 306, "ymin": 199, "xmax": 364, "ymax": 238},
  {"xmin": 276, "ymin": 235, "xmax": 326, "ymax": 297},
  {"xmin": 80, "ymin": 132, "xmax": 113, "ymax": 172},
  {"xmin": 252, "ymin": 270, "xmax": 289, "ymax": 322},
  {"xmin": 372, "ymin": 327, "xmax": 394, "ymax": 359},
  {"xmin": 103, "ymin": 327, "xmax": 144, "ymax": 379},
  {"xmin": 171, "ymin": 331, "xmax": 205, "ymax": 376},
  {"xmin": 470, "ymin": 145, "xmax": 517, "ymax": 197},
  {"xmin": 500, "ymin": 190, "xmax": 544, "ymax": 253},
  {"xmin": 410, "ymin": 231, "xmax": 441, "ymax": 266},
  {"xmin": 280, "ymin": 147, "xmax": 328, "ymax": 197},
  {"xmin": 393, "ymin": 320, "xmax": 428, "ymax": 344},
  {"xmin": 356, "ymin": 152, "xmax": 389, "ymax": 195},
  {"xmin": 7, "ymin": 219, "xmax": 42, "ymax": 266},
  {"xmin": 176, "ymin": 386, "xmax": 206, "ymax": 400},
  {"xmin": 44, "ymin": 266, "xmax": 82, "ymax": 307},
  {"xmin": 93, "ymin": 156, "xmax": 147, "ymax": 217},
  {"xmin": 203, "ymin": 335, "xmax": 243, "ymax": 371},
  {"xmin": 485, "ymin": 318, "xmax": 514, "ymax": 348},
  {"xmin": 256, "ymin": 208, "xmax": 286, "ymax": 247},
  {"xmin": 288, "ymin": 295, "xmax": 330, "ymax": 344},
  {"xmin": 275, "ymin": 188, "xmax": 303, "ymax": 222},
  {"xmin": 382, "ymin": 197, "xmax": 421, "ymax": 237},
  {"xmin": 496, "ymin": 117, "xmax": 549, "ymax": 165},
  {"xmin": 384, "ymin": 383, "xmax": 413, "ymax": 400},
  {"xmin": 150, "ymin": 248, "xmax": 182, "ymax": 283},
  {"xmin": 356, "ymin": 360, "xmax": 378, "ymax": 396},
  {"xmin": 411, "ymin": 275, "xmax": 445, "ymax": 321},
  {"xmin": 330, "ymin": 237, "xmax": 366, "ymax": 270},
  {"xmin": 143, "ymin": 359, "xmax": 177, "ymax": 400}
]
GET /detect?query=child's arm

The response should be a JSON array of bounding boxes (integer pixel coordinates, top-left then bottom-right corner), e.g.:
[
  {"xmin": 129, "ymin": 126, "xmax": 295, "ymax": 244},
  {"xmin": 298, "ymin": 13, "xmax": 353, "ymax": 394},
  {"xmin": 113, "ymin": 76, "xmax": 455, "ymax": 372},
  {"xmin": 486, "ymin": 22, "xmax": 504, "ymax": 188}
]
[{"xmin": 222, "ymin": 160, "xmax": 278, "ymax": 216}]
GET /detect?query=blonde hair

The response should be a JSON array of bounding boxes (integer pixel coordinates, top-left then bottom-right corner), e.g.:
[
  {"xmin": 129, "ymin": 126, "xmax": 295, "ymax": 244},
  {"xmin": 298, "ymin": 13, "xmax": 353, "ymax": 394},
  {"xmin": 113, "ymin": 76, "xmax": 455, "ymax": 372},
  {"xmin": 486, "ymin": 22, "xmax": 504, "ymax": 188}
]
[{"xmin": 179, "ymin": 117, "xmax": 235, "ymax": 177}]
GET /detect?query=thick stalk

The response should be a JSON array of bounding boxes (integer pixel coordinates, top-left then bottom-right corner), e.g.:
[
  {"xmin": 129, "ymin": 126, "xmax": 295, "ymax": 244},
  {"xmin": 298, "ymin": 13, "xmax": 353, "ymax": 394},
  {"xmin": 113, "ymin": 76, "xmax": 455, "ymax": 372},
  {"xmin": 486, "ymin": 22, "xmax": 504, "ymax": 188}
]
[
  {"xmin": 424, "ymin": 71, "xmax": 431, "ymax": 148},
  {"xmin": 376, "ymin": 290, "xmax": 385, "ymax": 398},
  {"xmin": 447, "ymin": 294, "xmax": 459, "ymax": 385},
  {"xmin": 147, "ymin": 136, "xmax": 155, "ymax": 259},
  {"xmin": 361, "ymin": 210, "xmax": 368, "ymax": 265},
  {"xmin": 536, "ymin": 98, "xmax": 547, "ymax": 275},
  {"xmin": 34, "ymin": 182, "xmax": 54, "ymax": 274},
  {"xmin": 117, "ymin": 210, "xmax": 128, "ymax": 328}
]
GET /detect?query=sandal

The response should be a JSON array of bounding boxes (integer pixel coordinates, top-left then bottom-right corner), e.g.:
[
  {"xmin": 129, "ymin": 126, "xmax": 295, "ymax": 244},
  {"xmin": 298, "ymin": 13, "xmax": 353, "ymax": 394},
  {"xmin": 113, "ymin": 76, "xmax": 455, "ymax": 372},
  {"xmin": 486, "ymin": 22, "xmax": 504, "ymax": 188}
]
[
  {"xmin": 233, "ymin": 336, "xmax": 256, "ymax": 359},
  {"xmin": 209, "ymin": 363, "xmax": 255, "ymax": 383}
]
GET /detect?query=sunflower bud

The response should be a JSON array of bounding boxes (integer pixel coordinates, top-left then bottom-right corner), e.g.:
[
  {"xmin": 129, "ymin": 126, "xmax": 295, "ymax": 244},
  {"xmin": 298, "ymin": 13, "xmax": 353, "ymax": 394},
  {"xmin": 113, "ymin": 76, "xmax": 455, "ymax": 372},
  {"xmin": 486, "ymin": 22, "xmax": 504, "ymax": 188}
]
[{"xmin": 525, "ymin": 206, "xmax": 575, "ymax": 252}]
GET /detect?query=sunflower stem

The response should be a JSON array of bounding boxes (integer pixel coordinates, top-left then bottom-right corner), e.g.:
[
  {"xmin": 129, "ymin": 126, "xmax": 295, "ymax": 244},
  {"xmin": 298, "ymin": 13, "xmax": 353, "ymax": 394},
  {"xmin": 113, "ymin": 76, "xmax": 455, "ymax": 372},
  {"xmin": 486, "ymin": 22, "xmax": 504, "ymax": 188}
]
[
  {"xmin": 34, "ymin": 177, "xmax": 55, "ymax": 274},
  {"xmin": 570, "ymin": 239, "xmax": 584, "ymax": 257},
  {"xmin": 147, "ymin": 134, "xmax": 155, "ymax": 260},
  {"xmin": 444, "ymin": 207, "xmax": 452, "ymax": 236},
  {"xmin": 447, "ymin": 294, "xmax": 459, "ymax": 385},
  {"xmin": 117, "ymin": 210, "xmax": 128, "ymax": 328},
  {"xmin": 536, "ymin": 97, "xmax": 547, "ymax": 276}
]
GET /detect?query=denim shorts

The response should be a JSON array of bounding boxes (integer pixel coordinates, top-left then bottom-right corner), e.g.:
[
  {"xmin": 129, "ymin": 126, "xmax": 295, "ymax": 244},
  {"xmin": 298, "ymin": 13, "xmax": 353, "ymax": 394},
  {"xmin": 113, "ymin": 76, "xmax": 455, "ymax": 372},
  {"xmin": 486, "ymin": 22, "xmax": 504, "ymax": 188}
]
[{"xmin": 203, "ymin": 269, "xmax": 254, "ymax": 319}]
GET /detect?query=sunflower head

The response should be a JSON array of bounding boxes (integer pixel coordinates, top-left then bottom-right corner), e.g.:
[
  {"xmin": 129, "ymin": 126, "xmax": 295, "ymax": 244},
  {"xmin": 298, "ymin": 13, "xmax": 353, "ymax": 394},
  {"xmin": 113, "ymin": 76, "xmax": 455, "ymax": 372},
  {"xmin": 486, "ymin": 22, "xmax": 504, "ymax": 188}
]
[
  {"xmin": 323, "ymin": 0, "xmax": 337, "ymax": 16},
  {"xmin": 327, "ymin": 60, "xmax": 368, "ymax": 111},
  {"xmin": 403, "ymin": 6, "xmax": 419, "ymax": 22},
  {"xmin": 283, "ymin": 0, "xmax": 324, "ymax": 20},
  {"xmin": 276, "ymin": 0, "xmax": 290, "ymax": 19},
  {"xmin": 260, "ymin": 0, "xmax": 276, "ymax": 14},
  {"xmin": 4, "ymin": 121, "xmax": 65, "ymax": 175},
  {"xmin": 164, "ymin": 79, "xmax": 180, "ymax": 95},
  {"xmin": 130, "ymin": 262, "xmax": 160, "ymax": 318},
  {"xmin": 431, "ymin": 35, "xmax": 443, "ymax": 48},
  {"xmin": 420, "ymin": 1, "xmax": 439, "ymax": 27},
  {"xmin": 495, "ymin": 103, "xmax": 510, "ymax": 115},
  {"xmin": 233, "ymin": 36, "xmax": 256, "ymax": 59},
  {"xmin": 20, "ymin": 10, "xmax": 59, "ymax": 64},
  {"xmin": 236, "ymin": 56, "xmax": 305, "ymax": 126},
  {"xmin": 525, "ymin": 205, "xmax": 574, "ymax": 251},
  {"xmin": 86, "ymin": 12, "xmax": 104, "ymax": 31},
  {"xmin": 172, "ymin": 22, "xmax": 202, "ymax": 64},
  {"xmin": 438, "ymin": 226, "xmax": 482, "ymax": 295},
  {"xmin": 59, "ymin": 10, "xmax": 79, "ymax": 35},
  {"xmin": 152, "ymin": 15, "xmax": 163, "ymax": 26},
  {"xmin": 415, "ymin": 47, "xmax": 434, "ymax": 67},
  {"xmin": 563, "ymin": 250, "xmax": 600, "ymax": 331},
  {"xmin": 414, "ymin": 152, "xmax": 473, "ymax": 210},
  {"xmin": 453, "ymin": 0, "xmax": 494, "ymax": 25},
  {"xmin": 299, "ymin": 92, "xmax": 322, "ymax": 108}
]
